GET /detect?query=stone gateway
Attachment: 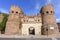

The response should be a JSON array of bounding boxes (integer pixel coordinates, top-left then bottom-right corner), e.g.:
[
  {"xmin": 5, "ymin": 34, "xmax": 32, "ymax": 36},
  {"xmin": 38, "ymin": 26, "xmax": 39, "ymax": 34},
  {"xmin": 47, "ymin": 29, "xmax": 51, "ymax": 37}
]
[{"xmin": 5, "ymin": 4, "xmax": 59, "ymax": 36}]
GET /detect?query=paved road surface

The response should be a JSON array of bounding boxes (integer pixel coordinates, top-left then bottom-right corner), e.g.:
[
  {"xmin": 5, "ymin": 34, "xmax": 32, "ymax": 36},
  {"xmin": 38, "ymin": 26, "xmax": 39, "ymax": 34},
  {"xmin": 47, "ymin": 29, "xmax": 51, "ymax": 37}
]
[
  {"xmin": 0, "ymin": 38, "xmax": 52, "ymax": 40},
  {"xmin": 0, "ymin": 35, "xmax": 60, "ymax": 40}
]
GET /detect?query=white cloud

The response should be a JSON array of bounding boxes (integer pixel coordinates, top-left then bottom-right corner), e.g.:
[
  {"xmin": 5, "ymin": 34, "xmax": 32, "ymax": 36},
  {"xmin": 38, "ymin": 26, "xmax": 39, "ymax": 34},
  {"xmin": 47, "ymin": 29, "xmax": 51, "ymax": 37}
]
[
  {"xmin": 34, "ymin": 3, "xmax": 40, "ymax": 15},
  {"xmin": 56, "ymin": 18, "xmax": 60, "ymax": 23},
  {"xmin": 0, "ymin": 8, "xmax": 8, "ymax": 13},
  {"xmin": 35, "ymin": 3, "xmax": 40, "ymax": 10},
  {"xmin": 34, "ymin": 0, "xmax": 40, "ymax": 11}
]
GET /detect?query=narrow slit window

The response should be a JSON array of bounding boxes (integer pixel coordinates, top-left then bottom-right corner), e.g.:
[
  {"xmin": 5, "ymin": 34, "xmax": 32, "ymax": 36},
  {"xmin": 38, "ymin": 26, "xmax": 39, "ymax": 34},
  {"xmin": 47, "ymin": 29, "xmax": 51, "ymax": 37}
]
[
  {"xmin": 12, "ymin": 11, "xmax": 14, "ymax": 13},
  {"xmin": 16, "ymin": 11, "xmax": 18, "ymax": 14},
  {"xmin": 46, "ymin": 11, "xmax": 49, "ymax": 14}
]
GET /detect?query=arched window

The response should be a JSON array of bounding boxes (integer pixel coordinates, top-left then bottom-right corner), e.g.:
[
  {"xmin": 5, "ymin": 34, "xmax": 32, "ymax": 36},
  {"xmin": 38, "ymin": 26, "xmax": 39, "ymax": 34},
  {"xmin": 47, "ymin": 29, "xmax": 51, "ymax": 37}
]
[
  {"xmin": 51, "ymin": 11, "xmax": 54, "ymax": 14},
  {"xmin": 46, "ymin": 11, "xmax": 49, "ymax": 14},
  {"xmin": 38, "ymin": 20, "xmax": 40, "ymax": 22},
  {"xmin": 11, "ymin": 11, "xmax": 14, "ymax": 13},
  {"xmin": 24, "ymin": 20, "xmax": 25, "ymax": 22},
  {"xmin": 42, "ymin": 13, "xmax": 44, "ymax": 14},
  {"xmin": 51, "ymin": 11, "xmax": 52, "ymax": 13},
  {"xmin": 16, "ymin": 11, "xmax": 18, "ymax": 14},
  {"xmin": 27, "ymin": 20, "xmax": 28, "ymax": 22}
]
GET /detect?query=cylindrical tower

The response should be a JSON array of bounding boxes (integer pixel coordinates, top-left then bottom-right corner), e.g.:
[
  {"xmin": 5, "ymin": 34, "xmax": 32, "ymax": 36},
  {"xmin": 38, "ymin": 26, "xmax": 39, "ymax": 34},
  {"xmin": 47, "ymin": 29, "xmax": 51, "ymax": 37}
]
[
  {"xmin": 5, "ymin": 5, "xmax": 23, "ymax": 35},
  {"xmin": 8, "ymin": 5, "xmax": 23, "ymax": 21},
  {"xmin": 41, "ymin": 4, "xmax": 59, "ymax": 35}
]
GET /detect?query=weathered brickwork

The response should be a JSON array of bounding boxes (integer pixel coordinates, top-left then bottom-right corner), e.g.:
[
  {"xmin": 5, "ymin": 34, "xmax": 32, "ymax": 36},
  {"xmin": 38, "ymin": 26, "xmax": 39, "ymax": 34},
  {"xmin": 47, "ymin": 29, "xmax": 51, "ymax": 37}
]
[
  {"xmin": 4, "ymin": 4, "xmax": 59, "ymax": 36},
  {"xmin": 5, "ymin": 5, "xmax": 21, "ymax": 35},
  {"xmin": 41, "ymin": 4, "xmax": 59, "ymax": 35}
]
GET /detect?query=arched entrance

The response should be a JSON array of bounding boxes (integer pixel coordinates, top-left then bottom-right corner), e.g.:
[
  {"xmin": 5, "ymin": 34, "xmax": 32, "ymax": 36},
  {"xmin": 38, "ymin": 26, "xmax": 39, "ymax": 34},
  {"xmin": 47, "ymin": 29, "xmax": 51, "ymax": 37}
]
[{"xmin": 29, "ymin": 27, "xmax": 35, "ymax": 35}]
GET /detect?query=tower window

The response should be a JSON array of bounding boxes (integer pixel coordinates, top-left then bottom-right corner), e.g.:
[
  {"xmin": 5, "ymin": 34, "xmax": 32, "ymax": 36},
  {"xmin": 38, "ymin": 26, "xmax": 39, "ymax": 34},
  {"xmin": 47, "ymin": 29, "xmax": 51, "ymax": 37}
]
[
  {"xmin": 27, "ymin": 20, "xmax": 28, "ymax": 22},
  {"xmin": 24, "ymin": 20, "xmax": 25, "ymax": 22},
  {"xmin": 46, "ymin": 11, "xmax": 49, "ymax": 14},
  {"xmin": 16, "ymin": 11, "xmax": 18, "ymax": 14},
  {"xmin": 38, "ymin": 20, "xmax": 40, "ymax": 22},
  {"xmin": 42, "ymin": 13, "xmax": 44, "ymax": 14},
  {"xmin": 51, "ymin": 11, "xmax": 54, "ymax": 14},
  {"xmin": 11, "ymin": 11, "xmax": 14, "ymax": 13},
  {"xmin": 51, "ymin": 11, "xmax": 52, "ymax": 13}
]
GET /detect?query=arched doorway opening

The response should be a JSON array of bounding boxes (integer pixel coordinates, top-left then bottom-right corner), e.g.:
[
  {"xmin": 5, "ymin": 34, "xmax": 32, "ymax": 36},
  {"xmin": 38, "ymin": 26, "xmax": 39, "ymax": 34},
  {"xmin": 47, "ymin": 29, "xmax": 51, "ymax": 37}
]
[{"xmin": 29, "ymin": 27, "xmax": 35, "ymax": 35}]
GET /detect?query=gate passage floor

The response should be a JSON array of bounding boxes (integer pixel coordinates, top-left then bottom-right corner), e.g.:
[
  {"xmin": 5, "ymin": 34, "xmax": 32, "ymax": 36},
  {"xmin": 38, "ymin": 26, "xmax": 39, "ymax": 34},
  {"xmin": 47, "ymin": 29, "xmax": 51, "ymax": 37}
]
[{"xmin": 0, "ymin": 35, "xmax": 60, "ymax": 40}]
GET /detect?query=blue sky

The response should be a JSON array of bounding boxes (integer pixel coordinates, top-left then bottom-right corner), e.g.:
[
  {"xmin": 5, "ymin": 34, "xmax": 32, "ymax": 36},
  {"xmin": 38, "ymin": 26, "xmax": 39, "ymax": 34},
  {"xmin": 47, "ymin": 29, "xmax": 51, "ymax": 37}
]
[{"xmin": 0, "ymin": 0, "xmax": 60, "ymax": 22}]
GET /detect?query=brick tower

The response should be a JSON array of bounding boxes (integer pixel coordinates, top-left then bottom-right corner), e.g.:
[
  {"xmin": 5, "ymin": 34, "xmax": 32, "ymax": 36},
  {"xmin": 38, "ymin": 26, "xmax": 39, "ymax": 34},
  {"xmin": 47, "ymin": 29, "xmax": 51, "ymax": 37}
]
[
  {"xmin": 5, "ymin": 5, "xmax": 22, "ymax": 35},
  {"xmin": 41, "ymin": 4, "xmax": 59, "ymax": 35}
]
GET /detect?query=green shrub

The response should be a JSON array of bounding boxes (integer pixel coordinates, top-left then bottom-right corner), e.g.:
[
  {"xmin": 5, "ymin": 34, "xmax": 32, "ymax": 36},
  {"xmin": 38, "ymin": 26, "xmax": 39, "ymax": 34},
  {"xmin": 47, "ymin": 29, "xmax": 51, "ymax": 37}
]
[{"xmin": 0, "ymin": 13, "xmax": 8, "ymax": 30}]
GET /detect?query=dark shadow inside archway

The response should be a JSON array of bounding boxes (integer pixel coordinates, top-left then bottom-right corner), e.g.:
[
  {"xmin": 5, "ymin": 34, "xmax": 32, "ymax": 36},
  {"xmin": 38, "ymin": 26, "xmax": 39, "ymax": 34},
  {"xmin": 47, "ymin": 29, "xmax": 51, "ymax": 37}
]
[{"xmin": 29, "ymin": 27, "xmax": 35, "ymax": 35}]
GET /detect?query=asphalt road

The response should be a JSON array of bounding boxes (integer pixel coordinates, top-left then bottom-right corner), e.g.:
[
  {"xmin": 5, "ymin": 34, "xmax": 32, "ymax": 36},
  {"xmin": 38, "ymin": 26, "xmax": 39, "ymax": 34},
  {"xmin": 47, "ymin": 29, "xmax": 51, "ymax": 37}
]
[
  {"xmin": 0, "ymin": 35, "xmax": 60, "ymax": 40},
  {"xmin": 1, "ymin": 38, "xmax": 60, "ymax": 40},
  {"xmin": 0, "ymin": 38, "xmax": 52, "ymax": 40}
]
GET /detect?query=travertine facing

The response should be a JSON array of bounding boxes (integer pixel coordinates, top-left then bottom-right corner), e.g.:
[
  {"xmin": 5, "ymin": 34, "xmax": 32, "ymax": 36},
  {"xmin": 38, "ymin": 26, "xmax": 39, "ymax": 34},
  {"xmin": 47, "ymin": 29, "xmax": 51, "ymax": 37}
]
[{"xmin": 22, "ymin": 23, "xmax": 42, "ymax": 36}]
